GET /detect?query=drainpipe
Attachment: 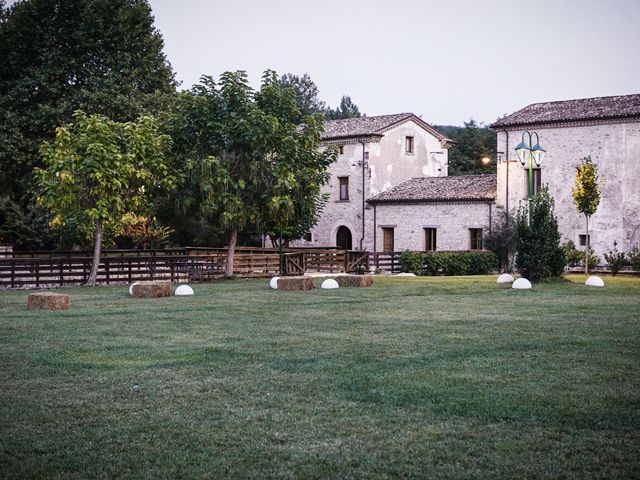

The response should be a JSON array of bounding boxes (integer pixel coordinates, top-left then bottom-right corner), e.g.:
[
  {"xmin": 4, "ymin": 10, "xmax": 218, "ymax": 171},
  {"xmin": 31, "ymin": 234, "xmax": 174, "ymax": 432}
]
[
  {"xmin": 488, "ymin": 202, "xmax": 493, "ymax": 233},
  {"xmin": 359, "ymin": 140, "xmax": 366, "ymax": 250},
  {"xmin": 502, "ymin": 129, "xmax": 510, "ymax": 218},
  {"xmin": 373, "ymin": 204, "xmax": 377, "ymax": 251}
]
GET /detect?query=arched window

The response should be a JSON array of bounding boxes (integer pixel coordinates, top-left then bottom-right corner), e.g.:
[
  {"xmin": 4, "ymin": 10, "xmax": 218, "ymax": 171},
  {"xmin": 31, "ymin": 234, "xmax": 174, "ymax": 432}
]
[{"xmin": 336, "ymin": 226, "xmax": 352, "ymax": 250}]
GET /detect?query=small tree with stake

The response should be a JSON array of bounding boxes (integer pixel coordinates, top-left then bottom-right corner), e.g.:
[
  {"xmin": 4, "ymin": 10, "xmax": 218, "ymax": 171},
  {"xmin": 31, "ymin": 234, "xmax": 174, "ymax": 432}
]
[
  {"xmin": 572, "ymin": 156, "xmax": 601, "ymax": 274},
  {"xmin": 36, "ymin": 111, "xmax": 175, "ymax": 286}
]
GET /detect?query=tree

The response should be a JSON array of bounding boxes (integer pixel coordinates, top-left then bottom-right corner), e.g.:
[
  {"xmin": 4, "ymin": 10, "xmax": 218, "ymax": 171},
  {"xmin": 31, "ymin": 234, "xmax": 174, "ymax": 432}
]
[
  {"xmin": 325, "ymin": 95, "xmax": 362, "ymax": 120},
  {"xmin": 35, "ymin": 111, "xmax": 176, "ymax": 285},
  {"xmin": 0, "ymin": 0, "xmax": 176, "ymax": 248},
  {"xmin": 515, "ymin": 187, "xmax": 565, "ymax": 282},
  {"xmin": 278, "ymin": 73, "xmax": 326, "ymax": 119},
  {"xmin": 572, "ymin": 156, "xmax": 600, "ymax": 273},
  {"xmin": 435, "ymin": 120, "xmax": 496, "ymax": 175},
  {"xmin": 166, "ymin": 70, "xmax": 336, "ymax": 277},
  {"xmin": 483, "ymin": 211, "xmax": 516, "ymax": 272}
]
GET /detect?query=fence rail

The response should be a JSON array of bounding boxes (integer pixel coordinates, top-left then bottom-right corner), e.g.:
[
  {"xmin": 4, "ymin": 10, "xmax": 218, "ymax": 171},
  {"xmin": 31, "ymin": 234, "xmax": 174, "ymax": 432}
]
[{"xmin": 0, "ymin": 248, "xmax": 403, "ymax": 289}]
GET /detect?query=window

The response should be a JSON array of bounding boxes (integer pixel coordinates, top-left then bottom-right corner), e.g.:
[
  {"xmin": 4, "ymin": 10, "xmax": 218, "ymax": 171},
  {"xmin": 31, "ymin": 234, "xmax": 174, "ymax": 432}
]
[
  {"xmin": 338, "ymin": 177, "xmax": 349, "ymax": 201},
  {"xmin": 424, "ymin": 228, "xmax": 437, "ymax": 251},
  {"xmin": 469, "ymin": 228, "xmax": 483, "ymax": 250},
  {"xmin": 405, "ymin": 136, "xmax": 414, "ymax": 153},
  {"xmin": 579, "ymin": 234, "xmax": 591, "ymax": 247},
  {"xmin": 383, "ymin": 227, "xmax": 395, "ymax": 252},
  {"xmin": 303, "ymin": 232, "xmax": 312, "ymax": 242},
  {"xmin": 338, "ymin": 145, "xmax": 344, "ymax": 155}
]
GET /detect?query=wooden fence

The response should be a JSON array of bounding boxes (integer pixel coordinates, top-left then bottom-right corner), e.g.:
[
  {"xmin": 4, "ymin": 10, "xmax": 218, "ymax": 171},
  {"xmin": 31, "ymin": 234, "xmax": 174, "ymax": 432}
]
[{"xmin": 0, "ymin": 249, "xmax": 403, "ymax": 289}]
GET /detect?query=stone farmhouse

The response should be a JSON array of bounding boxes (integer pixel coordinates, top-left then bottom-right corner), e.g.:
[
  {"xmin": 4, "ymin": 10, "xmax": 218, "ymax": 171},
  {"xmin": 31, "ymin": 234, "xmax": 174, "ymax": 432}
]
[
  {"xmin": 491, "ymin": 94, "xmax": 640, "ymax": 258},
  {"xmin": 294, "ymin": 94, "xmax": 639, "ymax": 260},
  {"xmin": 292, "ymin": 113, "xmax": 498, "ymax": 252}
]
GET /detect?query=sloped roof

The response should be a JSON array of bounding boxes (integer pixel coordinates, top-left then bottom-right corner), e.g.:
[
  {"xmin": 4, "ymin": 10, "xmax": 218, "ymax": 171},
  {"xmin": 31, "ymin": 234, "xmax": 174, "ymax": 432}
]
[
  {"xmin": 367, "ymin": 174, "xmax": 496, "ymax": 204},
  {"xmin": 322, "ymin": 113, "xmax": 450, "ymax": 142},
  {"xmin": 491, "ymin": 94, "xmax": 640, "ymax": 128}
]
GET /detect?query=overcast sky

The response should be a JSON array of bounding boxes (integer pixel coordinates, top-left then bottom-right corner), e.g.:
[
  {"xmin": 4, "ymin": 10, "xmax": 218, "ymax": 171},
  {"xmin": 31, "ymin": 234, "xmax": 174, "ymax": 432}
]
[{"xmin": 148, "ymin": 0, "xmax": 640, "ymax": 125}]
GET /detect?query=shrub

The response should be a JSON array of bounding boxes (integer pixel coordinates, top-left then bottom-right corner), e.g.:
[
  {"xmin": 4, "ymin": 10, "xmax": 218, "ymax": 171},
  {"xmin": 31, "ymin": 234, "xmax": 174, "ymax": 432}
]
[
  {"xmin": 483, "ymin": 211, "xmax": 516, "ymax": 272},
  {"xmin": 562, "ymin": 241, "xmax": 599, "ymax": 271},
  {"xmin": 603, "ymin": 241, "xmax": 626, "ymax": 275},
  {"xmin": 628, "ymin": 244, "xmax": 640, "ymax": 271},
  {"xmin": 399, "ymin": 250, "xmax": 424, "ymax": 274},
  {"xmin": 515, "ymin": 188, "xmax": 565, "ymax": 282},
  {"xmin": 399, "ymin": 250, "xmax": 498, "ymax": 276}
]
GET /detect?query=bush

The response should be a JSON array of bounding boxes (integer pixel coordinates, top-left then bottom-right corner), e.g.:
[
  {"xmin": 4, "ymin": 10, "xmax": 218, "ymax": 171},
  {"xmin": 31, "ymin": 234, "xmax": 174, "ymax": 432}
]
[
  {"xmin": 562, "ymin": 241, "xmax": 599, "ymax": 270},
  {"xmin": 399, "ymin": 250, "xmax": 498, "ymax": 276},
  {"xmin": 603, "ymin": 241, "xmax": 626, "ymax": 275},
  {"xmin": 515, "ymin": 188, "xmax": 565, "ymax": 282},
  {"xmin": 628, "ymin": 245, "xmax": 640, "ymax": 271},
  {"xmin": 483, "ymin": 211, "xmax": 516, "ymax": 272},
  {"xmin": 562, "ymin": 241, "xmax": 583, "ymax": 268}
]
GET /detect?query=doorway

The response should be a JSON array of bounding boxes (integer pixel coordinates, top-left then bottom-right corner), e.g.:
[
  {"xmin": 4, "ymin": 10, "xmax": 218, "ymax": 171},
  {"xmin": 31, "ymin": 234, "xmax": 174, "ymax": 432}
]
[{"xmin": 336, "ymin": 226, "xmax": 352, "ymax": 250}]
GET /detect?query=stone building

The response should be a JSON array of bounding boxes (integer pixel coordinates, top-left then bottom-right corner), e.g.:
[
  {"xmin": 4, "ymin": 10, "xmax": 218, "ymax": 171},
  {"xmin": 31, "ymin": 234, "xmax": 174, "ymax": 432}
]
[
  {"xmin": 366, "ymin": 175, "xmax": 496, "ymax": 252},
  {"xmin": 491, "ymin": 94, "xmax": 640, "ymax": 258},
  {"xmin": 293, "ymin": 113, "xmax": 455, "ymax": 251}
]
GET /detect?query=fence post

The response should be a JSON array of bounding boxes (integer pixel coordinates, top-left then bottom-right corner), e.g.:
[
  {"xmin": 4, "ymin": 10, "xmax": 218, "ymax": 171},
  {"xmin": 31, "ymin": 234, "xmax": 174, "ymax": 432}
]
[{"xmin": 59, "ymin": 258, "xmax": 64, "ymax": 287}]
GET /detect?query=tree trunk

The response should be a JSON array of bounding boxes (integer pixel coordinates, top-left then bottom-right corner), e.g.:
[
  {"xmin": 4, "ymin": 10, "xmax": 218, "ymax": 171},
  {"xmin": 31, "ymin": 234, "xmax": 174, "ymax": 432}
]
[
  {"xmin": 87, "ymin": 218, "xmax": 103, "ymax": 286},
  {"xmin": 224, "ymin": 228, "xmax": 238, "ymax": 278},
  {"xmin": 585, "ymin": 215, "xmax": 590, "ymax": 275}
]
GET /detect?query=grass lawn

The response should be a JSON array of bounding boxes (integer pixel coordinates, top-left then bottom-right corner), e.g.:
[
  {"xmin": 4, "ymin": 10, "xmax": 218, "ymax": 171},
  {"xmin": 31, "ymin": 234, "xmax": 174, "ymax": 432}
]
[{"xmin": 1, "ymin": 275, "xmax": 639, "ymax": 479}]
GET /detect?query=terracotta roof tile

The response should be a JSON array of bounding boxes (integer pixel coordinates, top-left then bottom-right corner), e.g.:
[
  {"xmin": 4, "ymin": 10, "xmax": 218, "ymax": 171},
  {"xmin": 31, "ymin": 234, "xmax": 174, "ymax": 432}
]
[
  {"xmin": 367, "ymin": 175, "xmax": 496, "ymax": 203},
  {"xmin": 491, "ymin": 94, "xmax": 640, "ymax": 128}
]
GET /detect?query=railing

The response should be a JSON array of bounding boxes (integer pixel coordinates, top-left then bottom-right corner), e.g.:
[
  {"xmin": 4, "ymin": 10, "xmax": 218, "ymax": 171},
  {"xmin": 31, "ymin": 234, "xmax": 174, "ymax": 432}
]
[
  {"xmin": 0, "ymin": 253, "xmax": 283, "ymax": 289},
  {"xmin": 370, "ymin": 252, "xmax": 402, "ymax": 273},
  {"xmin": 0, "ymin": 248, "xmax": 404, "ymax": 289}
]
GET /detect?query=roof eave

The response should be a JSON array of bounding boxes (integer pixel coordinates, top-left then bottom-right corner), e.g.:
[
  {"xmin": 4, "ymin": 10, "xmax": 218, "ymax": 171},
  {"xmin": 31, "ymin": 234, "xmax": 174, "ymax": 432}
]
[{"xmin": 367, "ymin": 197, "xmax": 496, "ymax": 205}]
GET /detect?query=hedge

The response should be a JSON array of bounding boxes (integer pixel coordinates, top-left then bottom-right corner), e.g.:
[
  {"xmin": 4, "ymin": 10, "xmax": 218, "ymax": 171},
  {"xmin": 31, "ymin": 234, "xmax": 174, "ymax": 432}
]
[{"xmin": 399, "ymin": 250, "xmax": 498, "ymax": 276}]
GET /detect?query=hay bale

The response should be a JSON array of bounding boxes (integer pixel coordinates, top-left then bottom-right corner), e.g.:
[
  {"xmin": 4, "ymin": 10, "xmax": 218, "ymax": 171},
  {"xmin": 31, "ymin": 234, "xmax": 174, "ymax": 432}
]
[
  {"xmin": 335, "ymin": 275, "xmax": 374, "ymax": 288},
  {"xmin": 276, "ymin": 276, "xmax": 314, "ymax": 291},
  {"xmin": 27, "ymin": 292, "xmax": 70, "ymax": 310},
  {"xmin": 131, "ymin": 281, "xmax": 171, "ymax": 298}
]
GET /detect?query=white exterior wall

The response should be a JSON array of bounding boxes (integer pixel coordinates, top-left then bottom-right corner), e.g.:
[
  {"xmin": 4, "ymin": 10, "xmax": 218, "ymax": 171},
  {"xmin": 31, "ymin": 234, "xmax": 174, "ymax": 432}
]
[
  {"xmin": 373, "ymin": 202, "xmax": 493, "ymax": 252},
  {"xmin": 295, "ymin": 118, "xmax": 449, "ymax": 250},
  {"xmin": 368, "ymin": 121, "xmax": 448, "ymax": 196},
  {"xmin": 496, "ymin": 121, "xmax": 640, "ymax": 257}
]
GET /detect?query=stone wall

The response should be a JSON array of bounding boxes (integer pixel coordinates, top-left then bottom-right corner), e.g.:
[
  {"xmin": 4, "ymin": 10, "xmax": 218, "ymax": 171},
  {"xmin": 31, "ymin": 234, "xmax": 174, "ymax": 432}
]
[
  {"xmin": 372, "ymin": 201, "xmax": 494, "ymax": 252},
  {"xmin": 496, "ymin": 120, "xmax": 640, "ymax": 257}
]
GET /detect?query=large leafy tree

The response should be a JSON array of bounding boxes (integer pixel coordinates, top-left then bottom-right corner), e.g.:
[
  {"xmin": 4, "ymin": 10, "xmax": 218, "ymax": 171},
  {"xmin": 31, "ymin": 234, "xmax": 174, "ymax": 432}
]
[
  {"xmin": 571, "ymin": 156, "xmax": 600, "ymax": 273},
  {"xmin": 166, "ymin": 70, "xmax": 336, "ymax": 277},
  {"xmin": 515, "ymin": 187, "xmax": 565, "ymax": 282},
  {"xmin": 0, "ymin": 0, "xmax": 176, "ymax": 248},
  {"xmin": 435, "ymin": 119, "xmax": 496, "ymax": 175},
  {"xmin": 36, "ymin": 111, "xmax": 176, "ymax": 286}
]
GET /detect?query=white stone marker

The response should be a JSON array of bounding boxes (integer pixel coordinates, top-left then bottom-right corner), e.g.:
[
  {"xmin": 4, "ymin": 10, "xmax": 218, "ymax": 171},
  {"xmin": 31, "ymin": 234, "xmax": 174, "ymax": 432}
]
[
  {"xmin": 269, "ymin": 277, "xmax": 280, "ymax": 289},
  {"xmin": 321, "ymin": 279, "xmax": 339, "ymax": 289},
  {"xmin": 585, "ymin": 275, "xmax": 605, "ymax": 287},
  {"xmin": 497, "ymin": 273, "xmax": 515, "ymax": 284},
  {"xmin": 129, "ymin": 282, "xmax": 140, "ymax": 296},
  {"xmin": 396, "ymin": 272, "xmax": 416, "ymax": 277},
  {"xmin": 512, "ymin": 278, "xmax": 532, "ymax": 290},
  {"xmin": 174, "ymin": 285, "xmax": 195, "ymax": 296}
]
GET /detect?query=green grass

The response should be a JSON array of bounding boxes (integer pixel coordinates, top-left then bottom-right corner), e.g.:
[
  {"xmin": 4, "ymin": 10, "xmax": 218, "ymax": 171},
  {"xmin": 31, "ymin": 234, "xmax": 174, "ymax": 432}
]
[{"xmin": 1, "ymin": 275, "xmax": 639, "ymax": 479}]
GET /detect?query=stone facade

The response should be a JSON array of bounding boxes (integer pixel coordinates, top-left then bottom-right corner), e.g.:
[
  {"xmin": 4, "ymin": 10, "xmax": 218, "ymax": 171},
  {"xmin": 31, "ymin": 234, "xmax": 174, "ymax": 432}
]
[
  {"xmin": 494, "ymin": 120, "xmax": 640, "ymax": 257},
  {"xmin": 370, "ymin": 201, "xmax": 494, "ymax": 251},
  {"xmin": 292, "ymin": 114, "xmax": 451, "ymax": 251}
]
